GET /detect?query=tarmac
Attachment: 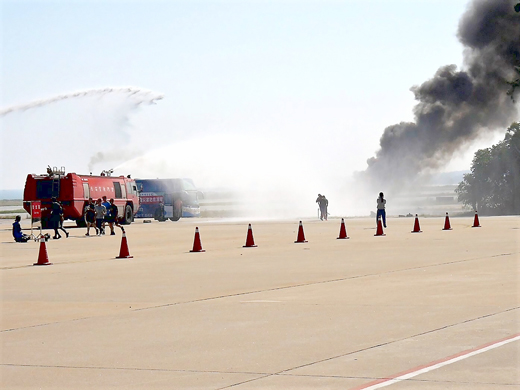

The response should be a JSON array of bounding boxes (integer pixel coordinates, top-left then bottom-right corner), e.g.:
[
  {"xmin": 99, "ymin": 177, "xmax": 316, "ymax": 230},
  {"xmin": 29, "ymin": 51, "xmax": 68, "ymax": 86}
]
[{"xmin": 1, "ymin": 215, "xmax": 519, "ymax": 389}]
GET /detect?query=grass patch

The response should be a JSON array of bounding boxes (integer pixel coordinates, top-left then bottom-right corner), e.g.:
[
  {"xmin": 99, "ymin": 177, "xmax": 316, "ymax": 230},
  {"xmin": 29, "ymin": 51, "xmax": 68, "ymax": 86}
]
[
  {"xmin": 0, "ymin": 200, "xmax": 23, "ymax": 207},
  {"xmin": 0, "ymin": 209, "xmax": 27, "ymax": 214}
]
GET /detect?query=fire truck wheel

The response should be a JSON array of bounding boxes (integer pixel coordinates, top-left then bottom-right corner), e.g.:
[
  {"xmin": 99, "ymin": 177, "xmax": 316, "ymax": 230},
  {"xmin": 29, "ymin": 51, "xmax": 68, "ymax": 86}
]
[
  {"xmin": 170, "ymin": 200, "xmax": 182, "ymax": 221},
  {"xmin": 123, "ymin": 205, "xmax": 133, "ymax": 224},
  {"xmin": 76, "ymin": 218, "xmax": 86, "ymax": 228}
]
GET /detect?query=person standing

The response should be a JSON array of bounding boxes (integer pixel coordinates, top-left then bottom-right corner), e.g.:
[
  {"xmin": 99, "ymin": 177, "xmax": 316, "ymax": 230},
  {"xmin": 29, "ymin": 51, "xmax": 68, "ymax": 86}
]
[
  {"xmin": 316, "ymin": 194, "xmax": 328, "ymax": 221},
  {"xmin": 107, "ymin": 198, "xmax": 125, "ymax": 235},
  {"xmin": 84, "ymin": 203, "xmax": 98, "ymax": 236},
  {"xmin": 94, "ymin": 198, "xmax": 107, "ymax": 236},
  {"xmin": 49, "ymin": 197, "xmax": 69, "ymax": 239},
  {"xmin": 84, "ymin": 197, "xmax": 94, "ymax": 215},
  {"xmin": 101, "ymin": 196, "xmax": 111, "ymax": 235},
  {"xmin": 376, "ymin": 192, "xmax": 387, "ymax": 228}
]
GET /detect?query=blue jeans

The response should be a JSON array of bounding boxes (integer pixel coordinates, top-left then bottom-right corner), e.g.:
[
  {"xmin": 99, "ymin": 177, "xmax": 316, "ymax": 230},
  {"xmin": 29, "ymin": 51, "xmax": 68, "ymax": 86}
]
[{"xmin": 376, "ymin": 209, "xmax": 386, "ymax": 227}]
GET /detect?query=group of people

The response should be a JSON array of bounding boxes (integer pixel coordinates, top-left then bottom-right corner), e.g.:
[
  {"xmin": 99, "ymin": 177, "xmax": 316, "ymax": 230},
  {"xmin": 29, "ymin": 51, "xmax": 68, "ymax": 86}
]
[
  {"xmin": 13, "ymin": 192, "xmax": 388, "ymax": 242},
  {"xmin": 12, "ymin": 195, "xmax": 125, "ymax": 242},
  {"xmin": 316, "ymin": 192, "xmax": 387, "ymax": 227},
  {"xmin": 84, "ymin": 196, "xmax": 124, "ymax": 236},
  {"xmin": 12, "ymin": 197, "xmax": 68, "ymax": 242}
]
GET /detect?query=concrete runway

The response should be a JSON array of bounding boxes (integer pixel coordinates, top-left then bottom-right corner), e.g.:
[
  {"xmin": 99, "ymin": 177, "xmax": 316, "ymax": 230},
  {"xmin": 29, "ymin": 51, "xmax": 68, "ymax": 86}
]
[{"xmin": 1, "ymin": 215, "xmax": 519, "ymax": 389}]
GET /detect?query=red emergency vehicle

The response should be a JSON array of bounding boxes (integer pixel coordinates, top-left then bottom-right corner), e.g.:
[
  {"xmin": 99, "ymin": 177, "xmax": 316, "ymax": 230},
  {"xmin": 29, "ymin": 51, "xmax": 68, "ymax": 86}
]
[{"xmin": 23, "ymin": 167, "xmax": 140, "ymax": 227}]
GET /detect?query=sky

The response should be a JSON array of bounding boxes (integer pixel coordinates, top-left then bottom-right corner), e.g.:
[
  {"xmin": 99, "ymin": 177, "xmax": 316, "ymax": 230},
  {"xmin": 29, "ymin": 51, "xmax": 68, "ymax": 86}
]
[{"xmin": 0, "ymin": 0, "xmax": 516, "ymax": 216}]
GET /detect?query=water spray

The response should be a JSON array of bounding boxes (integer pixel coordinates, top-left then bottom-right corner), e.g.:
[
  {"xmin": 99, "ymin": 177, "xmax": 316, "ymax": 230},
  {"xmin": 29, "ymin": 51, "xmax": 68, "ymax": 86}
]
[{"xmin": 0, "ymin": 86, "xmax": 164, "ymax": 117}]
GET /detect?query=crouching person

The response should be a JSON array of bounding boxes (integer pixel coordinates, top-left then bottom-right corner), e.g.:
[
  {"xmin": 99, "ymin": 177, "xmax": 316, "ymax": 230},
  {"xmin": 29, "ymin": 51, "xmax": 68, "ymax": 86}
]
[{"xmin": 13, "ymin": 215, "xmax": 29, "ymax": 242}]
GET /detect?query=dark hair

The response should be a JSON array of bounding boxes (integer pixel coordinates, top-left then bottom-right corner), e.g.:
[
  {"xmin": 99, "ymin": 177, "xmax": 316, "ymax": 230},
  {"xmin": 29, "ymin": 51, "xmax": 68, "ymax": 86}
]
[
  {"xmin": 15, "ymin": 215, "xmax": 21, "ymax": 222},
  {"xmin": 379, "ymin": 192, "xmax": 384, "ymax": 198}
]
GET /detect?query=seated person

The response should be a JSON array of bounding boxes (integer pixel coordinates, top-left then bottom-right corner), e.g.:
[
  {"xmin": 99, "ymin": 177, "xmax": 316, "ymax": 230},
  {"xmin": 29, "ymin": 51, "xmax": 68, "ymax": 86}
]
[{"xmin": 12, "ymin": 215, "xmax": 29, "ymax": 242}]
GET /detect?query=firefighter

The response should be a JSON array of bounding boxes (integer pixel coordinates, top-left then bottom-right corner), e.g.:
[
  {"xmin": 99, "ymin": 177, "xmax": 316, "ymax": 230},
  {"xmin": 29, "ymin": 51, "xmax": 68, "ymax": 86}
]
[{"xmin": 50, "ymin": 197, "xmax": 69, "ymax": 239}]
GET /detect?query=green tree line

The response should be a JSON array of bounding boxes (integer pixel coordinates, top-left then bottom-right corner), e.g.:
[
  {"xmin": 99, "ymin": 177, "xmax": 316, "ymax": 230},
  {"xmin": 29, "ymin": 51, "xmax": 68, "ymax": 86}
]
[{"xmin": 456, "ymin": 122, "xmax": 520, "ymax": 215}]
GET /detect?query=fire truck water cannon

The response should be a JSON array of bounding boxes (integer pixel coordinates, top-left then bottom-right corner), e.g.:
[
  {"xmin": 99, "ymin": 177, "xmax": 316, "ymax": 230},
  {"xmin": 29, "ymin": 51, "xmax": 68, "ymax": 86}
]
[
  {"xmin": 100, "ymin": 169, "xmax": 114, "ymax": 177},
  {"xmin": 46, "ymin": 166, "xmax": 66, "ymax": 176}
]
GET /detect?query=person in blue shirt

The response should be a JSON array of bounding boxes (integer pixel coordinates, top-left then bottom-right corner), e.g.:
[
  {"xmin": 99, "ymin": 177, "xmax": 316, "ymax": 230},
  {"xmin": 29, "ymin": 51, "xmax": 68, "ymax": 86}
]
[
  {"xmin": 101, "ymin": 196, "xmax": 111, "ymax": 235},
  {"xmin": 376, "ymin": 192, "xmax": 387, "ymax": 228},
  {"xmin": 12, "ymin": 215, "xmax": 29, "ymax": 242}
]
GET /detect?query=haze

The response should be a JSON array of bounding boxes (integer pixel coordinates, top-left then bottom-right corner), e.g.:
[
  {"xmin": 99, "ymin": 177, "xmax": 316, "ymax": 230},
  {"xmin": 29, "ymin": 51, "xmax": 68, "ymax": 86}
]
[{"xmin": 1, "ymin": 0, "xmax": 517, "ymax": 217}]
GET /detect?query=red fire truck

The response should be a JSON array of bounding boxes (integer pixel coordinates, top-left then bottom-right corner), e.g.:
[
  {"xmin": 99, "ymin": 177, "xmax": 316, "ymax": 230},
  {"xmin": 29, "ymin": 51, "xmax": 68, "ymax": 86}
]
[{"xmin": 23, "ymin": 167, "xmax": 140, "ymax": 227}]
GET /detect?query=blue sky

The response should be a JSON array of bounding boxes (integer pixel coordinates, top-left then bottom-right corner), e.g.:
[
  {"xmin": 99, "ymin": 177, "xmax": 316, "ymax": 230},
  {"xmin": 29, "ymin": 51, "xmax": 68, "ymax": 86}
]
[{"xmin": 1, "ymin": 0, "xmax": 502, "ymax": 210}]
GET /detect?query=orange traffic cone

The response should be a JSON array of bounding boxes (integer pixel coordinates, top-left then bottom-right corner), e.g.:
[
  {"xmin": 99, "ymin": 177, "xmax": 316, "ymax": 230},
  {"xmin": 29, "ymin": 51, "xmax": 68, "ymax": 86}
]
[
  {"xmin": 443, "ymin": 212, "xmax": 452, "ymax": 230},
  {"xmin": 411, "ymin": 214, "xmax": 422, "ymax": 233},
  {"xmin": 472, "ymin": 210, "xmax": 481, "ymax": 228},
  {"xmin": 116, "ymin": 232, "xmax": 133, "ymax": 258},
  {"xmin": 337, "ymin": 218, "xmax": 349, "ymax": 239},
  {"xmin": 34, "ymin": 236, "xmax": 52, "ymax": 266},
  {"xmin": 243, "ymin": 224, "xmax": 257, "ymax": 247},
  {"xmin": 190, "ymin": 227, "xmax": 205, "ymax": 252},
  {"xmin": 294, "ymin": 221, "xmax": 308, "ymax": 243},
  {"xmin": 374, "ymin": 216, "xmax": 385, "ymax": 236}
]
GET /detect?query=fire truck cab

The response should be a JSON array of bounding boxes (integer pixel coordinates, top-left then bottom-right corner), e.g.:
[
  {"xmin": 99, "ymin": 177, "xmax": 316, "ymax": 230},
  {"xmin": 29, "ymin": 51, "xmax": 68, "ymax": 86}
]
[{"xmin": 23, "ymin": 167, "xmax": 140, "ymax": 227}]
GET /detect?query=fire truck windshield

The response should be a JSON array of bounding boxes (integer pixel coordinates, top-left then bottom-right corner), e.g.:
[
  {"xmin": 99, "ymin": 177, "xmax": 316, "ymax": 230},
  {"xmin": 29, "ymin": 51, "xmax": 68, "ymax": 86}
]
[{"xmin": 36, "ymin": 180, "xmax": 59, "ymax": 199}]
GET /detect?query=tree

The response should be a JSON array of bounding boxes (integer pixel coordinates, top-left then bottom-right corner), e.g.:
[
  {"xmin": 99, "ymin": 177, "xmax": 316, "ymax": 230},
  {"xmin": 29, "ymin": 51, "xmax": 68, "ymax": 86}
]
[{"xmin": 456, "ymin": 123, "xmax": 520, "ymax": 215}]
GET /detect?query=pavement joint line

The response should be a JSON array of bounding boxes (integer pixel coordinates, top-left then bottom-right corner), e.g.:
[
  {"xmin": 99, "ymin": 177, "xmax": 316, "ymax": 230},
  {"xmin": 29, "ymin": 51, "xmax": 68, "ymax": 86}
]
[
  {"xmin": 0, "ymin": 363, "xmax": 269, "ymax": 376},
  {"xmin": 131, "ymin": 251, "xmax": 516, "ymax": 312},
  {"xmin": 0, "ymin": 249, "xmax": 516, "ymax": 271},
  {"xmin": 215, "ymin": 306, "xmax": 520, "ymax": 389},
  {"xmin": 1, "ymin": 253, "xmax": 517, "ymax": 333}
]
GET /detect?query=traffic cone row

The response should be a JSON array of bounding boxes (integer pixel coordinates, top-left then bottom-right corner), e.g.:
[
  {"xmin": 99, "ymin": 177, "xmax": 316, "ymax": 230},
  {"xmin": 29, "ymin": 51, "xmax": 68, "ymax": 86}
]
[
  {"xmin": 185, "ymin": 212, "xmax": 481, "ymax": 253},
  {"xmin": 31, "ymin": 212, "xmax": 483, "ymax": 264}
]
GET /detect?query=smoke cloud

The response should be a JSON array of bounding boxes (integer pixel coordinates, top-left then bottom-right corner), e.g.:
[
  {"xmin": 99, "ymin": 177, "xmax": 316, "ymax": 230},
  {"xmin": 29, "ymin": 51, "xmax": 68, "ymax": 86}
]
[
  {"xmin": 0, "ymin": 87, "xmax": 164, "ymax": 117},
  {"xmin": 362, "ymin": 0, "xmax": 520, "ymax": 192}
]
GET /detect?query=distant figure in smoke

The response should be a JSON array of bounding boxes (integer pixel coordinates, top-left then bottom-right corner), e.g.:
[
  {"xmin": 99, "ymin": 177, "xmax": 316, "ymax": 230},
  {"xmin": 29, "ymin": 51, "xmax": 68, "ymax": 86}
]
[
  {"xmin": 316, "ymin": 194, "xmax": 328, "ymax": 221},
  {"xmin": 376, "ymin": 192, "xmax": 387, "ymax": 228},
  {"xmin": 50, "ymin": 197, "xmax": 69, "ymax": 239}
]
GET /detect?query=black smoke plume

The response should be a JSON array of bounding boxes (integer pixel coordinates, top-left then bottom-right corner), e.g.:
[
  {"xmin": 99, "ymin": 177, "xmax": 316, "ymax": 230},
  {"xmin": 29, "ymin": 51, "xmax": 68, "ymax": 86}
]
[{"xmin": 362, "ymin": 0, "xmax": 520, "ymax": 190}]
